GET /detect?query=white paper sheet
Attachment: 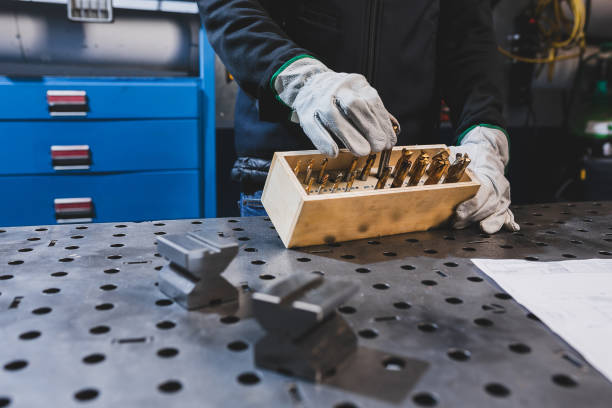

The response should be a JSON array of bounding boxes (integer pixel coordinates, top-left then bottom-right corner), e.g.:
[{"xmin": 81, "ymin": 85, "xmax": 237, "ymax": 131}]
[{"xmin": 471, "ymin": 258, "xmax": 612, "ymax": 382}]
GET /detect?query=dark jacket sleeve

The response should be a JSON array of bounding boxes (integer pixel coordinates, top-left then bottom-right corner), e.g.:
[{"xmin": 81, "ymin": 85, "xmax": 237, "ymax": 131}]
[
  {"xmin": 438, "ymin": 0, "xmax": 506, "ymax": 139},
  {"xmin": 198, "ymin": 0, "xmax": 312, "ymax": 121}
]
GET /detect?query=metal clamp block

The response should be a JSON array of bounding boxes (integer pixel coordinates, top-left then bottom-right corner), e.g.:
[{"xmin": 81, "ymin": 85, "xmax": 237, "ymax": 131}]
[
  {"xmin": 252, "ymin": 273, "xmax": 359, "ymax": 382},
  {"xmin": 156, "ymin": 232, "xmax": 238, "ymax": 310}
]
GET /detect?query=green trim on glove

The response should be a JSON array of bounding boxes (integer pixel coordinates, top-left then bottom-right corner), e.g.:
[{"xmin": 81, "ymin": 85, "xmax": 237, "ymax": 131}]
[
  {"xmin": 457, "ymin": 123, "xmax": 511, "ymax": 171},
  {"xmin": 269, "ymin": 54, "xmax": 318, "ymax": 108},
  {"xmin": 457, "ymin": 124, "xmax": 510, "ymax": 146}
]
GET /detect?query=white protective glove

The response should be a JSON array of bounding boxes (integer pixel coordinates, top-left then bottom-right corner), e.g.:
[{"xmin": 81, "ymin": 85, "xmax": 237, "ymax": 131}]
[
  {"xmin": 274, "ymin": 56, "xmax": 398, "ymax": 157},
  {"xmin": 449, "ymin": 126, "xmax": 520, "ymax": 234}
]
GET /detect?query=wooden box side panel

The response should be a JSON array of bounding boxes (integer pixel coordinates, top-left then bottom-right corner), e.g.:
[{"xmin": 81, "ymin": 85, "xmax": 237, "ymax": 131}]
[
  {"xmin": 288, "ymin": 183, "xmax": 479, "ymax": 247},
  {"xmin": 261, "ymin": 153, "xmax": 304, "ymax": 247}
]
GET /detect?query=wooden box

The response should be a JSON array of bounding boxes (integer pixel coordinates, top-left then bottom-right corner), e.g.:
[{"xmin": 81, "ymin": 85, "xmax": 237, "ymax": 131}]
[{"xmin": 261, "ymin": 145, "xmax": 480, "ymax": 248}]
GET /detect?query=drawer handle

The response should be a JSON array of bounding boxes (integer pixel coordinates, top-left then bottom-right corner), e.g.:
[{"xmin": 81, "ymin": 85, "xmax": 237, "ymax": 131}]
[
  {"xmin": 51, "ymin": 145, "xmax": 91, "ymax": 170},
  {"xmin": 47, "ymin": 90, "xmax": 89, "ymax": 117},
  {"xmin": 54, "ymin": 198, "xmax": 95, "ymax": 223}
]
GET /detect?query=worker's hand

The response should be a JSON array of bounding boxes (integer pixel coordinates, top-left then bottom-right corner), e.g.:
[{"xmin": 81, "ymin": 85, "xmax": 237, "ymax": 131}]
[
  {"xmin": 274, "ymin": 56, "xmax": 398, "ymax": 157},
  {"xmin": 449, "ymin": 126, "xmax": 520, "ymax": 234}
]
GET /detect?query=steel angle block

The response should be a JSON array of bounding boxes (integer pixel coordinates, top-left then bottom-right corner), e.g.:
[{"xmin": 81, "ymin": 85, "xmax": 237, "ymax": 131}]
[{"xmin": 156, "ymin": 231, "xmax": 238, "ymax": 310}]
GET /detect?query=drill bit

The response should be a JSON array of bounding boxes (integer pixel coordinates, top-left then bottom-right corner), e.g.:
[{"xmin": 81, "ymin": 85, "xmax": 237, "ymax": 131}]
[
  {"xmin": 293, "ymin": 160, "xmax": 302, "ymax": 176},
  {"xmin": 445, "ymin": 153, "xmax": 471, "ymax": 183},
  {"xmin": 376, "ymin": 150, "xmax": 392, "ymax": 178},
  {"xmin": 444, "ymin": 153, "xmax": 464, "ymax": 183},
  {"xmin": 317, "ymin": 158, "xmax": 329, "ymax": 183},
  {"xmin": 430, "ymin": 149, "xmax": 450, "ymax": 165},
  {"xmin": 391, "ymin": 159, "xmax": 411, "ymax": 188},
  {"xmin": 425, "ymin": 157, "xmax": 451, "ymax": 185},
  {"xmin": 331, "ymin": 172, "xmax": 344, "ymax": 193},
  {"xmin": 305, "ymin": 177, "xmax": 315, "ymax": 194},
  {"xmin": 390, "ymin": 148, "xmax": 406, "ymax": 178},
  {"xmin": 408, "ymin": 153, "xmax": 430, "ymax": 186},
  {"xmin": 345, "ymin": 170, "xmax": 358, "ymax": 192},
  {"xmin": 375, "ymin": 166, "xmax": 392, "ymax": 189},
  {"xmin": 317, "ymin": 173, "xmax": 330, "ymax": 194},
  {"xmin": 304, "ymin": 159, "xmax": 314, "ymax": 183},
  {"xmin": 359, "ymin": 153, "xmax": 377, "ymax": 181},
  {"xmin": 344, "ymin": 157, "xmax": 358, "ymax": 181},
  {"xmin": 408, "ymin": 151, "xmax": 428, "ymax": 179}
]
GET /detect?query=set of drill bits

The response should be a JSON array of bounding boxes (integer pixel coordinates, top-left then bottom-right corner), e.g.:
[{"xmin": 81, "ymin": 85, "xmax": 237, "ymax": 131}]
[{"xmin": 294, "ymin": 148, "xmax": 472, "ymax": 194}]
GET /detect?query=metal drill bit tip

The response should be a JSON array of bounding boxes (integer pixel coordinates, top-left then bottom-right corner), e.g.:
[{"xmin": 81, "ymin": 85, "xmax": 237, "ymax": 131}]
[
  {"xmin": 331, "ymin": 172, "xmax": 344, "ymax": 193},
  {"xmin": 318, "ymin": 158, "xmax": 329, "ymax": 183},
  {"xmin": 293, "ymin": 160, "xmax": 302, "ymax": 176},
  {"xmin": 304, "ymin": 159, "xmax": 314, "ymax": 184},
  {"xmin": 376, "ymin": 149, "xmax": 392, "ymax": 179},
  {"xmin": 359, "ymin": 153, "xmax": 377, "ymax": 181},
  {"xmin": 344, "ymin": 157, "xmax": 358, "ymax": 181},
  {"xmin": 345, "ymin": 170, "xmax": 358, "ymax": 192},
  {"xmin": 317, "ymin": 173, "xmax": 329, "ymax": 194},
  {"xmin": 305, "ymin": 177, "xmax": 315, "ymax": 194},
  {"xmin": 375, "ymin": 166, "xmax": 392, "ymax": 189}
]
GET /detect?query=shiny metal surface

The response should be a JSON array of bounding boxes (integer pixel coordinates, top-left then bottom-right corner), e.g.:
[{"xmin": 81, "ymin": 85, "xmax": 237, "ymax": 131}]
[{"xmin": 1, "ymin": 201, "xmax": 612, "ymax": 407}]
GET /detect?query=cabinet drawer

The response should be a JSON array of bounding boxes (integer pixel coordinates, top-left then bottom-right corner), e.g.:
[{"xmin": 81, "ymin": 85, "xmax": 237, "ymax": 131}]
[
  {"xmin": 0, "ymin": 119, "xmax": 199, "ymax": 174},
  {"xmin": 0, "ymin": 171, "xmax": 200, "ymax": 227},
  {"xmin": 0, "ymin": 78, "xmax": 200, "ymax": 120}
]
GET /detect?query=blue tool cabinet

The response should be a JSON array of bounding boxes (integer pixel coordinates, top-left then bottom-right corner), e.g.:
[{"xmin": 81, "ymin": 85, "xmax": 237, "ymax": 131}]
[{"xmin": 0, "ymin": 29, "xmax": 216, "ymax": 227}]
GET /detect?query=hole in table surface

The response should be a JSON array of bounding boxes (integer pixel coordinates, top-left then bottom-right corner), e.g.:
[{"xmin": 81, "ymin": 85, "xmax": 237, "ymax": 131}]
[
  {"xmin": 157, "ymin": 348, "xmax": 179, "ymax": 358},
  {"xmin": 104, "ymin": 268, "xmax": 119, "ymax": 274},
  {"xmin": 334, "ymin": 403, "xmax": 358, "ymax": 408},
  {"xmin": 445, "ymin": 297, "xmax": 463, "ymax": 304},
  {"xmin": 552, "ymin": 374, "xmax": 578, "ymax": 388},
  {"xmin": 19, "ymin": 331, "xmax": 41, "ymax": 340},
  {"xmin": 0, "ymin": 275, "xmax": 13, "ymax": 280},
  {"xmin": 412, "ymin": 392, "xmax": 438, "ymax": 407},
  {"xmin": 393, "ymin": 301, "xmax": 411, "ymax": 310},
  {"xmin": 358, "ymin": 329, "xmax": 378, "ymax": 339},
  {"xmin": 82, "ymin": 354, "xmax": 105, "ymax": 364},
  {"xmin": 244, "ymin": 247, "xmax": 257, "ymax": 252},
  {"xmin": 467, "ymin": 276, "xmax": 483, "ymax": 282},
  {"xmin": 100, "ymin": 284, "xmax": 117, "ymax": 291},
  {"xmin": 4, "ymin": 360, "xmax": 28, "ymax": 371},
  {"xmin": 259, "ymin": 274, "xmax": 275, "ymax": 280},
  {"xmin": 89, "ymin": 326, "xmax": 110, "ymax": 335},
  {"xmin": 417, "ymin": 322, "xmax": 438, "ymax": 332},
  {"xmin": 221, "ymin": 316, "xmax": 240, "ymax": 324},
  {"xmin": 95, "ymin": 303, "xmax": 114, "ymax": 311},
  {"xmin": 421, "ymin": 280, "xmax": 437, "ymax": 286},
  {"xmin": 51, "ymin": 272, "xmax": 67, "ymax": 277},
  {"xmin": 251, "ymin": 260, "xmax": 266, "ymax": 265},
  {"xmin": 18, "ymin": 248, "xmax": 33, "ymax": 252},
  {"xmin": 474, "ymin": 318, "xmax": 494, "ymax": 327},
  {"xmin": 237, "ymin": 372, "xmax": 260, "ymax": 386},
  {"xmin": 8, "ymin": 260, "xmax": 24, "ymax": 265},
  {"xmin": 43, "ymin": 288, "xmax": 60, "ymax": 294},
  {"xmin": 447, "ymin": 348, "xmax": 471, "ymax": 361},
  {"xmin": 484, "ymin": 383, "xmax": 510, "ymax": 398},
  {"xmin": 401, "ymin": 265, "xmax": 416, "ymax": 270},
  {"xmin": 156, "ymin": 299, "xmax": 173, "ymax": 307},
  {"xmin": 32, "ymin": 307, "xmax": 52, "ymax": 315},
  {"xmin": 156, "ymin": 321, "xmax": 176, "ymax": 330},
  {"xmin": 74, "ymin": 388, "xmax": 99, "ymax": 401},
  {"xmin": 338, "ymin": 306, "xmax": 356, "ymax": 314},
  {"xmin": 373, "ymin": 283, "xmax": 390, "ymax": 290},
  {"xmin": 158, "ymin": 380, "xmax": 182, "ymax": 393},
  {"xmin": 508, "ymin": 343, "xmax": 531, "ymax": 354}
]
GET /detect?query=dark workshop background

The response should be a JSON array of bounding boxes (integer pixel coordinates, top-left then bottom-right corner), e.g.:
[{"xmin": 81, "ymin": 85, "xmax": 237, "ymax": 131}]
[{"xmin": 0, "ymin": 0, "xmax": 611, "ymax": 223}]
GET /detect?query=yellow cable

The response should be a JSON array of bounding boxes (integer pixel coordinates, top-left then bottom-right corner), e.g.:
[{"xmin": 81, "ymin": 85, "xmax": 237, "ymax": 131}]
[{"xmin": 498, "ymin": 0, "xmax": 586, "ymax": 68}]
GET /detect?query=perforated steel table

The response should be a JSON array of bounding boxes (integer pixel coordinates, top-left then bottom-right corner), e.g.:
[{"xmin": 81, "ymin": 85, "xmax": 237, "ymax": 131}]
[{"xmin": 1, "ymin": 202, "xmax": 612, "ymax": 408}]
